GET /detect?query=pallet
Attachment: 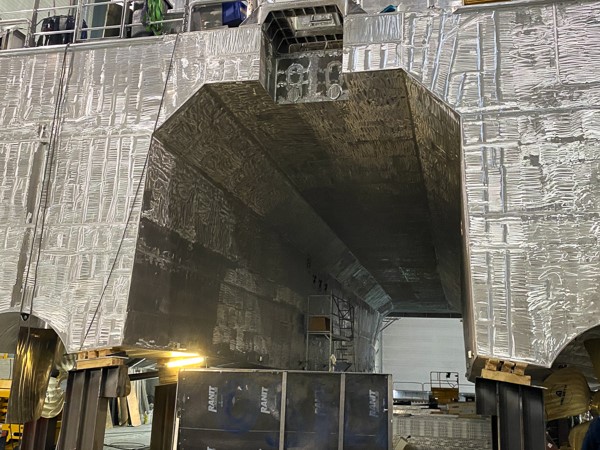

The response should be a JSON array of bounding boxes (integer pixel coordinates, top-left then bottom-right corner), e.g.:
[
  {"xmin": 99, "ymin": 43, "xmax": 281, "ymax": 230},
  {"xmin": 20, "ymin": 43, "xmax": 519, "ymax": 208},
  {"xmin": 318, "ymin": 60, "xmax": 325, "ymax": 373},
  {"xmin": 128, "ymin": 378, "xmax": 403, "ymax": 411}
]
[
  {"xmin": 75, "ymin": 348, "xmax": 125, "ymax": 370},
  {"xmin": 76, "ymin": 349, "xmax": 114, "ymax": 360},
  {"xmin": 481, "ymin": 358, "xmax": 531, "ymax": 386}
]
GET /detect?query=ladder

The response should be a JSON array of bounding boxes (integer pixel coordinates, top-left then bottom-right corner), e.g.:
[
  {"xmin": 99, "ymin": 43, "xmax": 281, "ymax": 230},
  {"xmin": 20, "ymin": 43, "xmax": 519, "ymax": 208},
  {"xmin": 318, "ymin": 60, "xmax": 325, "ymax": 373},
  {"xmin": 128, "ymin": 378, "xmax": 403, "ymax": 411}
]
[{"xmin": 333, "ymin": 294, "xmax": 355, "ymax": 371}]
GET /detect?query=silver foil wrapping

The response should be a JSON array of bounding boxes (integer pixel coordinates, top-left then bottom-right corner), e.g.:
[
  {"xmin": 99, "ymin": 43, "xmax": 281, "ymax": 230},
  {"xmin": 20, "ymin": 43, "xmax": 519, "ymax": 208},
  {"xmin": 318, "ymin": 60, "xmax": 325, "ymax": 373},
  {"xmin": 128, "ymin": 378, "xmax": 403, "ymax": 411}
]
[
  {"xmin": 1, "ymin": 0, "xmax": 599, "ymax": 372},
  {"xmin": 0, "ymin": 29, "xmax": 269, "ymax": 353},
  {"xmin": 0, "ymin": 28, "xmax": 382, "ymax": 369},
  {"xmin": 344, "ymin": 0, "xmax": 600, "ymax": 367}
]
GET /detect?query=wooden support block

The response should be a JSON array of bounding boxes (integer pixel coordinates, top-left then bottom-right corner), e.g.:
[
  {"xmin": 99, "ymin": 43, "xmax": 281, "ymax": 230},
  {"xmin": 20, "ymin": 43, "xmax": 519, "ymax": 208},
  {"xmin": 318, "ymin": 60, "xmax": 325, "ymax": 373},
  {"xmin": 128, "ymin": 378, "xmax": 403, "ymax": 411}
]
[
  {"xmin": 481, "ymin": 368, "xmax": 532, "ymax": 386},
  {"xmin": 76, "ymin": 357, "xmax": 125, "ymax": 370},
  {"xmin": 158, "ymin": 366, "xmax": 178, "ymax": 385},
  {"xmin": 501, "ymin": 361, "xmax": 515, "ymax": 373},
  {"xmin": 106, "ymin": 409, "xmax": 113, "ymax": 429},
  {"xmin": 514, "ymin": 362, "xmax": 528, "ymax": 376},
  {"xmin": 127, "ymin": 388, "xmax": 142, "ymax": 427},
  {"xmin": 483, "ymin": 358, "xmax": 528, "ymax": 373},
  {"xmin": 77, "ymin": 348, "xmax": 114, "ymax": 361},
  {"xmin": 485, "ymin": 358, "xmax": 500, "ymax": 371}
]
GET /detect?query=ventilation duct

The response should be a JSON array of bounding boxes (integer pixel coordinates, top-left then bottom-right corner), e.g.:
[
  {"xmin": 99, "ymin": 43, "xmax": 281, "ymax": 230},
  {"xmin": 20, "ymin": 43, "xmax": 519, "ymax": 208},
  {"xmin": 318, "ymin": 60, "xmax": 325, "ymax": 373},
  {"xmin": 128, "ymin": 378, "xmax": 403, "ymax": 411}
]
[{"xmin": 262, "ymin": 5, "xmax": 344, "ymax": 54}]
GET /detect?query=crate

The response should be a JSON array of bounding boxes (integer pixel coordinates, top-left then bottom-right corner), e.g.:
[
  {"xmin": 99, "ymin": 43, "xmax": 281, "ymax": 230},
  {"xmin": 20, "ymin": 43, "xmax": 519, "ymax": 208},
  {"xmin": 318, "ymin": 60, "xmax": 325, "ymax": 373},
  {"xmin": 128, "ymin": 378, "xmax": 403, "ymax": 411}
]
[
  {"xmin": 222, "ymin": 1, "xmax": 246, "ymax": 27},
  {"xmin": 431, "ymin": 387, "xmax": 459, "ymax": 405},
  {"xmin": 308, "ymin": 316, "xmax": 331, "ymax": 332}
]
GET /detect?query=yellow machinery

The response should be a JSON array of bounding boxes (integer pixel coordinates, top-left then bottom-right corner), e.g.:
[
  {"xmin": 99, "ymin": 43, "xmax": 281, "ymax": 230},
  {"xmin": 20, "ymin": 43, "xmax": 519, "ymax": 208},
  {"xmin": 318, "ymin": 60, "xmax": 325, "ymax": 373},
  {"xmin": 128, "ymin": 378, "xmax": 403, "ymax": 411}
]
[
  {"xmin": 0, "ymin": 379, "xmax": 22, "ymax": 443},
  {"xmin": 429, "ymin": 371, "xmax": 460, "ymax": 405}
]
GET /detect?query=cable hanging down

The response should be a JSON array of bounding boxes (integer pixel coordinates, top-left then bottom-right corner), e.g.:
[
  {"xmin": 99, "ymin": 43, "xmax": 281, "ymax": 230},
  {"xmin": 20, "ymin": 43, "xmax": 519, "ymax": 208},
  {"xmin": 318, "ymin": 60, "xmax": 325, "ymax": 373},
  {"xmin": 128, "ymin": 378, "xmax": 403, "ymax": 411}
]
[{"xmin": 80, "ymin": 33, "xmax": 181, "ymax": 351}]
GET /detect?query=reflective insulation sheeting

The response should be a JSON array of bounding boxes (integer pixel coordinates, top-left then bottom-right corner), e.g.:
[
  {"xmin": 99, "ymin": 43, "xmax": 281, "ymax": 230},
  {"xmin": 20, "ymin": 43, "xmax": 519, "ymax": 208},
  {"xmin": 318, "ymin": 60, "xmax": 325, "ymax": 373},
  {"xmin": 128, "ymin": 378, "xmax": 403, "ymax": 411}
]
[
  {"xmin": 0, "ymin": 27, "xmax": 384, "ymax": 370},
  {"xmin": 344, "ymin": 0, "xmax": 600, "ymax": 369},
  {"xmin": 0, "ymin": 0, "xmax": 599, "ymax": 374}
]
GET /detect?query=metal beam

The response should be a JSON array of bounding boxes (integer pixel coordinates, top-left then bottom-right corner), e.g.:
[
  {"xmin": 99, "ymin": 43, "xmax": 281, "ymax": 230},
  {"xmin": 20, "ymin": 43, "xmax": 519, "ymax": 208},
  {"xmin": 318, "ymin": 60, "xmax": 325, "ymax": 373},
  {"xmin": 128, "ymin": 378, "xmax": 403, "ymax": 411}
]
[
  {"xmin": 475, "ymin": 377, "xmax": 545, "ymax": 450},
  {"xmin": 21, "ymin": 417, "xmax": 59, "ymax": 450},
  {"xmin": 150, "ymin": 383, "xmax": 177, "ymax": 450},
  {"xmin": 57, "ymin": 365, "xmax": 129, "ymax": 450}
]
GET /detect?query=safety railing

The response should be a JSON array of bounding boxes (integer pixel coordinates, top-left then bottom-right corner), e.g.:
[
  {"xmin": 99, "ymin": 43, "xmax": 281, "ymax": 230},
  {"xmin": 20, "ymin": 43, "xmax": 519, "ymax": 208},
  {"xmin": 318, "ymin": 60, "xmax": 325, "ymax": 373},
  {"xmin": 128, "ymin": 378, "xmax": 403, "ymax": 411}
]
[
  {"xmin": 0, "ymin": 0, "xmax": 260, "ymax": 50},
  {"xmin": 393, "ymin": 381, "xmax": 428, "ymax": 392},
  {"xmin": 392, "ymin": 380, "xmax": 476, "ymax": 403},
  {"xmin": 0, "ymin": 0, "xmax": 197, "ymax": 50},
  {"xmin": 430, "ymin": 371, "xmax": 460, "ymax": 390}
]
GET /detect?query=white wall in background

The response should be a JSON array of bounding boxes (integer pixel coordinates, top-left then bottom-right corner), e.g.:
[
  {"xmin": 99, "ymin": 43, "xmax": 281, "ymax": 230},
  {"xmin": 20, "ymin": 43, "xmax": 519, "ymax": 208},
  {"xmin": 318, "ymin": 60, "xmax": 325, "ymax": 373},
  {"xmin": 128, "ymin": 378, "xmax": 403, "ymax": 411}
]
[{"xmin": 382, "ymin": 318, "xmax": 475, "ymax": 393}]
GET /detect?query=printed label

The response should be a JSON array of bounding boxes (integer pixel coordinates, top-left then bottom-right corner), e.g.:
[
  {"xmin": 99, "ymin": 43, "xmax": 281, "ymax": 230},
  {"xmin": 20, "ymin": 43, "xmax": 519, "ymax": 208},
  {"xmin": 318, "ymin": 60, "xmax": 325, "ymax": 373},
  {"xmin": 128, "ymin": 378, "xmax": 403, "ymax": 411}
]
[
  {"xmin": 260, "ymin": 387, "xmax": 270, "ymax": 414},
  {"xmin": 369, "ymin": 389, "xmax": 380, "ymax": 418},
  {"xmin": 208, "ymin": 386, "xmax": 218, "ymax": 413}
]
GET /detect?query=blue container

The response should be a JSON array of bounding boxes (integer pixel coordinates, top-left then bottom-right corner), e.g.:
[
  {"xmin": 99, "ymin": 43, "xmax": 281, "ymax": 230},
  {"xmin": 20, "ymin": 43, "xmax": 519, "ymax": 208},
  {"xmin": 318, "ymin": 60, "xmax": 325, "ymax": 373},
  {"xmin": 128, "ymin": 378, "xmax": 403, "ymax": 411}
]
[{"xmin": 222, "ymin": 1, "xmax": 247, "ymax": 27}]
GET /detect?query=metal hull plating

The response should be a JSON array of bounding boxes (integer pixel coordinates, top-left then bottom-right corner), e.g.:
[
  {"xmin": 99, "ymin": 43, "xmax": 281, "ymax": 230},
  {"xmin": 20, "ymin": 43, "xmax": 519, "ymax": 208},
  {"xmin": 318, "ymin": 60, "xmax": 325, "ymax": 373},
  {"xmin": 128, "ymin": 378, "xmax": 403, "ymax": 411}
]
[
  {"xmin": 343, "ymin": 0, "xmax": 600, "ymax": 368},
  {"xmin": 0, "ymin": 0, "xmax": 599, "ymax": 372}
]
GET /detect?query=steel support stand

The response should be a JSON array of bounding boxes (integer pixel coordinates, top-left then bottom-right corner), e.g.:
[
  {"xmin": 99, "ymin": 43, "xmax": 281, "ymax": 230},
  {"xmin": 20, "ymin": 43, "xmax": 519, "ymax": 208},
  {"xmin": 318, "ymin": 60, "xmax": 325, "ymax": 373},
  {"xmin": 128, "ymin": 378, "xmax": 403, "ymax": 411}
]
[
  {"xmin": 150, "ymin": 383, "xmax": 177, "ymax": 450},
  {"xmin": 476, "ymin": 377, "xmax": 546, "ymax": 450},
  {"xmin": 57, "ymin": 365, "xmax": 129, "ymax": 450},
  {"xmin": 21, "ymin": 416, "xmax": 59, "ymax": 450}
]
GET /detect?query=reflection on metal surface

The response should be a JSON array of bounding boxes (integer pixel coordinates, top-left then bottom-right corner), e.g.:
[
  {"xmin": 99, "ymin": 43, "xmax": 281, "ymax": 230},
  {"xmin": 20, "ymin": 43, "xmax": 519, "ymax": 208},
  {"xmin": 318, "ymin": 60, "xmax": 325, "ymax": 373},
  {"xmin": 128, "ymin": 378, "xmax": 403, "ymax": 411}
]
[
  {"xmin": 128, "ymin": 133, "xmax": 381, "ymax": 369},
  {"xmin": 0, "ymin": 314, "xmax": 49, "ymax": 355},
  {"xmin": 182, "ymin": 73, "xmax": 459, "ymax": 314},
  {"xmin": 41, "ymin": 341, "xmax": 73, "ymax": 419},
  {"xmin": 41, "ymin": 375, "xmax": 65, "ymax": 419},
  {"xmin": 7, "ymin": 327, "xmax": 58, "ymax": 424},
  {"xmin": 405, "ymin": 75, "xmax": 462, "ymax": 312}
]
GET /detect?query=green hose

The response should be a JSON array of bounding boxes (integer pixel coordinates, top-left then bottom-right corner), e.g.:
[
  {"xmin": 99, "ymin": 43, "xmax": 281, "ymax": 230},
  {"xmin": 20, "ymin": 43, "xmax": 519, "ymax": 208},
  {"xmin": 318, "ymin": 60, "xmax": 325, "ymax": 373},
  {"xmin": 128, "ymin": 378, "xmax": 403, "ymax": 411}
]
[{"xmin": 145, "ymin": 0, "xmax": 164, "ymax": 35}]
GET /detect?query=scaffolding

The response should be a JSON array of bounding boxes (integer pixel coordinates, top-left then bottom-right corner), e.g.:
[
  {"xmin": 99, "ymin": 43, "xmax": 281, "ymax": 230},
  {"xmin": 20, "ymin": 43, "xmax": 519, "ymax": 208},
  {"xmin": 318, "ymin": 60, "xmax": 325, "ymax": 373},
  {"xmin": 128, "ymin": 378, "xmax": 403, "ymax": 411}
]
[{"xmin": 304, "ymin": 293, "xmax": 355, "ymax": 372}]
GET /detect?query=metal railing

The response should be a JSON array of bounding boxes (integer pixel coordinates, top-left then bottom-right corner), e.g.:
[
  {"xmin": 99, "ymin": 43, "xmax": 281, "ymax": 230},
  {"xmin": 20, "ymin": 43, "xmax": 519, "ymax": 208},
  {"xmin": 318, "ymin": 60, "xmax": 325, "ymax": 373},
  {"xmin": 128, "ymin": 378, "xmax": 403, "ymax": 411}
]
[
  {"xmin": 393, "ymin": 381, "xmax": 428, "ymax": 392},
  {"xmin": 430, "ymin": 371, "xmax": 460, "ymax": 390},
  {"xmin": 392, "ymin": 378, "xmax": 475, "ymax": 403},
  {"xmin": 0, "ymin": 0, "xmax": 196, "ymax": 49}
]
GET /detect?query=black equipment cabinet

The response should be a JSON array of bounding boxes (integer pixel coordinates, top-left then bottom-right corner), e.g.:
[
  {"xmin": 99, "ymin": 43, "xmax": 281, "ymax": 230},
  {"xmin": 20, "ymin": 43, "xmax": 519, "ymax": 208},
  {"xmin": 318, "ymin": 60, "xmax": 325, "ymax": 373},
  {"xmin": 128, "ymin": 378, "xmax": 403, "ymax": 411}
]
[{"xmin": 176, "ymin": 369, "xmax": 392, "ymax": 450}]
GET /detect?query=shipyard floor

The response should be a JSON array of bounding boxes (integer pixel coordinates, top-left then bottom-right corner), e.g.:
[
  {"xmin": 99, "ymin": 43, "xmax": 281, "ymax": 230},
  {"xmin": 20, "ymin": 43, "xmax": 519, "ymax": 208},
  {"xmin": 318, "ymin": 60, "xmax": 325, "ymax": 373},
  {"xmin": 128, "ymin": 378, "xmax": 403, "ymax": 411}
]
[
  {"xmin": 4, "ymin": 425, "xmax": 151, "ymax": 450},
  {"xmin": 103, "ymin": 425, "xmax": 152, "ymax": 450}
]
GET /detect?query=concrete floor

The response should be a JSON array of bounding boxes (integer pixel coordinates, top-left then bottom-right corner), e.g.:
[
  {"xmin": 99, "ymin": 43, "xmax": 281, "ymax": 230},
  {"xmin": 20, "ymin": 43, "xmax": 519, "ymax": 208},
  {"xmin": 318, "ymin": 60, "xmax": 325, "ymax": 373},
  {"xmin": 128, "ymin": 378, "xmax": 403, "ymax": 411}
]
[
  {"xmin": 103, "ymin": 424, "xmax": 152, "ymax": 450},
  {"xmin": 2, "ymin": 424, "xmax": 151, "ymax": 450}
]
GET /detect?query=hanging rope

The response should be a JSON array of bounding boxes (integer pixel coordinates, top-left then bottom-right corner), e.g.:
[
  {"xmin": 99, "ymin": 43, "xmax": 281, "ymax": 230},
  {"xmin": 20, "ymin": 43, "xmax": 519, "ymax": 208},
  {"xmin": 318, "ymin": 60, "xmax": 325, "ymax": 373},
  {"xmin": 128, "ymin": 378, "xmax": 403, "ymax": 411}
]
[{"xmin": 80, "ymin": 33, "xmax": 181, "ymax": 350}]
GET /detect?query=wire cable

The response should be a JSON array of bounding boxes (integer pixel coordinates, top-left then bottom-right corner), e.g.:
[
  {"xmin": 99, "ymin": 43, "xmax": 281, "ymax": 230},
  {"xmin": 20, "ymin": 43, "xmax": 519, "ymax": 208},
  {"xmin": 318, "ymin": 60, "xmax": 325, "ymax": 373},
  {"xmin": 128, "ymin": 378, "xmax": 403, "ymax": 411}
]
[
  {"xmin": 80, "ymin": 33, "xmax": 181, "ymax": 350},
  {"xmin": 19, "ymin": 43, "xmax": 72, "ymax": 320},
  {"xmin": 11, "ymin": 41, "xmax": 72, "ymax": 433}
]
